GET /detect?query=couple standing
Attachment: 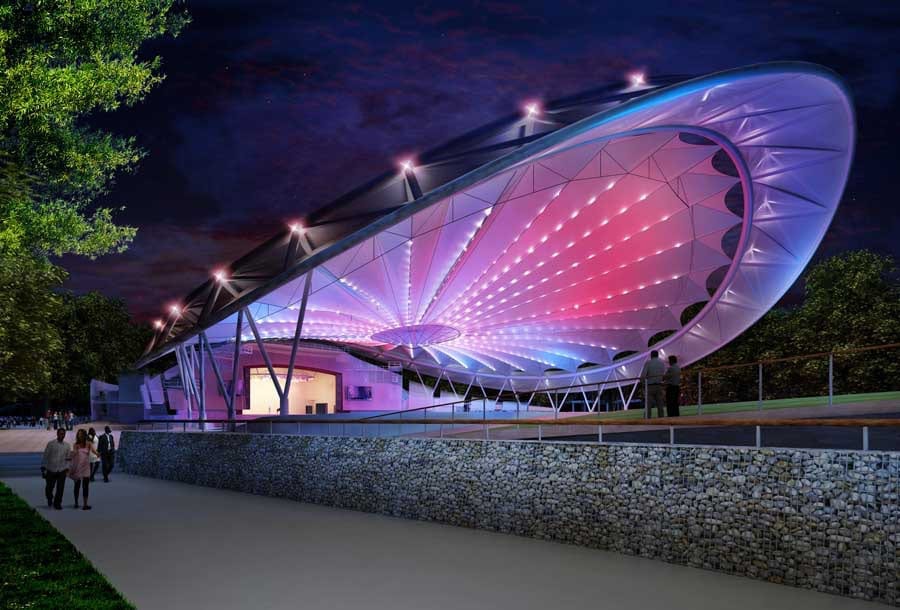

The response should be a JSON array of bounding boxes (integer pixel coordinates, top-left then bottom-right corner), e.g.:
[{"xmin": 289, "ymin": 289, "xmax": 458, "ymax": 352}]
[{"xmin": 640, "ymin": 350, "xmax": 681, "ymax": 418}]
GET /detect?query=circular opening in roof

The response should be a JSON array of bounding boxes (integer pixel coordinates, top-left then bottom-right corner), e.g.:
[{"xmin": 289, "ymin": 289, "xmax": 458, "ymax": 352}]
[{"xmin": 371, "ymin": 324, "xmax": 461, "ymax": 348}]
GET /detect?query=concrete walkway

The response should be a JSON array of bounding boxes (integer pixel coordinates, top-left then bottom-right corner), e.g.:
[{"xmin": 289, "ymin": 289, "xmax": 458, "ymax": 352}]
[
  {"xmin": 3, "ymin": 475, "xmax": 888, "ymax": 610},
  {"xmin": 0, "ymin": 424, "xmax": 123, "ymax": 453}
]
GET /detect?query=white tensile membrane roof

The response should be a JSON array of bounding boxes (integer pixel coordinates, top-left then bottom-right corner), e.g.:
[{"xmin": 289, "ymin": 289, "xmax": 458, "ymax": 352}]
[{"xmin": 172, "ymin": 64, "xmax": 855, "ymax": 388}]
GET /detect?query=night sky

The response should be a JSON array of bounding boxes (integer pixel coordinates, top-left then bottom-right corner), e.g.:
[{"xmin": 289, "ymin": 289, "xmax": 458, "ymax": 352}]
[{"xmin": 65, "ymin": 0, "xmax": 900, "ymax": 320}]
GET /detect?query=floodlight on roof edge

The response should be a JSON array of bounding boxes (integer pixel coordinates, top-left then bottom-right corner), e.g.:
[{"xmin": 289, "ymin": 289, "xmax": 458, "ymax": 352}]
[{"xmin": 137, "ymin": 62, "xmax": 854, "ymax": 391}]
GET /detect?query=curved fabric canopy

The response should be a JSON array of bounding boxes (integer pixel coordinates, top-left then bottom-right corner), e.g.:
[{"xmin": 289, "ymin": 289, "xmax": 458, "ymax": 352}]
[{"xmin": 141, "ymin": 63, "xmax": 854, "ymax": 389}]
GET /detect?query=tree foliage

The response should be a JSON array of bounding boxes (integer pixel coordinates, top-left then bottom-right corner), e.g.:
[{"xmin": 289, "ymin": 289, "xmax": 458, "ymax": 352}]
[
  {"xmin": 0, "ymin": 253, "xmax": 64, "ymax": 399},
  {"xmin": 0, "ymin": 1, "xmax": 186, "ymax": 409},
  {"xmin": 682, "ymin": 251, "xmax": 900, "ymax": 404},
  {"xmin": 0, "ymin": 0, "xmax": 188, "ymax": 258},
  {"xmin": 51, "ymin": 292, "xmax": 154, "ymax": 406},
  {"xmin": 0, "ymin": 274, "xmax": 152, "ymax": 407}
]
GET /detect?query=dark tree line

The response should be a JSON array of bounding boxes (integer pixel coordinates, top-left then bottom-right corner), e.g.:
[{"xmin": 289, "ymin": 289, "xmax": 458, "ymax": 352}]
[{"xmin": 679, "ymin": 250, "xmax": 900, "ymax": 405}]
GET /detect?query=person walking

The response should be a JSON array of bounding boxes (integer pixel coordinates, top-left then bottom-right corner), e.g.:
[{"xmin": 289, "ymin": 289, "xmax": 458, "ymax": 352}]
[
  {"xmin": 87, "ymin": 427, "xmax": 100, "ymax": 482},
  {"xmin": 640, "ymin": 350, "xmax": 666, "ymax": 418},
  {"xmin": 663, "ymin": 355, "xmax": 681, "ymax": 417},
  {"xmin": 98, "ymin": 426, "xmax": 116, "ymax": 482},
  {"xmin": 69, "ymin": 429, "xmax": 97, "ymax": 510},
  {"xmin": 40, "ymin": 428, "xmax": 71, "ymax": 510}
]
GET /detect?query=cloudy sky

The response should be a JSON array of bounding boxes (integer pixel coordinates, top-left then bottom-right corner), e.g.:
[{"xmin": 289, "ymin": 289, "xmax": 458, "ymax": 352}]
[{"xmin": 67, "ymin": 0, "xmax": 900, "ymax": 318}]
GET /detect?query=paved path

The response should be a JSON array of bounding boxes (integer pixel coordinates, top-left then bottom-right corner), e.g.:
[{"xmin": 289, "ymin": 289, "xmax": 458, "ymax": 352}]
[
  {"xmin": 0, "ymin": 424, "xmax": 123, "ymax": 453},
  {"xmin": 2, "ymin": 475, "xmax": 887, "ymax": 610}
]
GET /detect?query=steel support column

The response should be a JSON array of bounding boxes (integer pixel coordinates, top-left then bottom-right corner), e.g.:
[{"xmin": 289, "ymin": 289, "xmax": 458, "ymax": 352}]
[
  {"xmin": 281, "ymin": 273, "xmax": 313, "ymax": 416},
  {"xmin": 197, "ymin": 341, "xmax": 206, "ymax": 429},
  {"xmin": 174, "ymin": 346, "xmax": 192, "ymax": 419},
  {"xmin": 201, "ymin": 332, "xmax": 230, "ymax": 413},
  {"xmin": 243, "ymin": 307, "xmax": 284, "ymax": 401},
  {"xmin": 228, "ymin": 310, "xmax": 244, "ymax": 423}
]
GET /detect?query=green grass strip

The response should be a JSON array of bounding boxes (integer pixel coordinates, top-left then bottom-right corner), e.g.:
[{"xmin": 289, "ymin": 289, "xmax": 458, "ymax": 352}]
[
  {"xmin": 571, "ymin": 389, "xmax": 900, "ymax": 422},
  {"xmin": 0, "ymin": 482, "xmax": 134, "ymax": 609}
]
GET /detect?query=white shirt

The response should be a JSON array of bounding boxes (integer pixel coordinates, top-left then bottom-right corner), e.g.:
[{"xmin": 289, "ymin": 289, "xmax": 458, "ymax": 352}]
[
  {"xmin": 42, "ymin": 440, "xmax": 71, "ymax": 472},
  {"xmin": 87, "ymin": 438, "xmax": 100, "ymax": 463}
]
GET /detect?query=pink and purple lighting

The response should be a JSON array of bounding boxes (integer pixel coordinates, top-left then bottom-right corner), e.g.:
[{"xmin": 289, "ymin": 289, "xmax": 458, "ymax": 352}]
[{"xmin": 154, "ymin": 65, "xmax": 854, "ymax": 387}]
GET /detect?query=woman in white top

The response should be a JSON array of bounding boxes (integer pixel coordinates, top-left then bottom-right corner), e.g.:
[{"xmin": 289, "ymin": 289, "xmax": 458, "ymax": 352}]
[{"xmin": 87, "ymin": 427, "xmax": 101, "ymax": 481}]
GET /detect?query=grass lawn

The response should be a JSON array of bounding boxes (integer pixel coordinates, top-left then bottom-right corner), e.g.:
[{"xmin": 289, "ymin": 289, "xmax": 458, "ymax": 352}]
[
  {"xmin": 0, "ymin": 482, "xmax": 134, "ymax": 609},
  {"xmin": 565, "ymin": 390, "xmax": 900, "ymax": 422}
]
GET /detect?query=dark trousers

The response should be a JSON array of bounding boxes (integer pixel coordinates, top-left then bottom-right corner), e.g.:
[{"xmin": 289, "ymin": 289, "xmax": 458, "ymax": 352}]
[
  {"xmin": 666, "ymin": 385, "xmax": 681, "ymax": 417},
  {"xmin": 44, "ymin": 471, "xmax": 66, "ymax": 507},
  {"xmin": 73, "ymin": 477, "xmax": 90, "ymax": 504},
  {"xmin": 90, "ymin": 462, "xmax": 99, "ymax": 481},
  {"xmin": 101, "ymin": 451, "xmax": 115, "ymax": 481}
]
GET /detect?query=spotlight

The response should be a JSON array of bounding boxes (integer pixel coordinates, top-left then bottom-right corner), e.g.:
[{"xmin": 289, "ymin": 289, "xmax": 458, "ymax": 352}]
[{"xmin": 628, "ymin": 71, "xmax": 647, "ymax": 87}]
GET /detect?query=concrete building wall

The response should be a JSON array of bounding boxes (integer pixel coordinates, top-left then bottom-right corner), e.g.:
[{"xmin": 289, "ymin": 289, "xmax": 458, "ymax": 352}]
[{"xmin": 119, "ymin": 432, "xmax": 899, "ymax": 606}]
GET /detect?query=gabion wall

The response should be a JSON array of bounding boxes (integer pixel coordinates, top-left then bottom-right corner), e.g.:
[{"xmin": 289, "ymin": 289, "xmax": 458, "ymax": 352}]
[{"xmin": 119, "ymin": 432, "xmax": 899, "ymax": 605}]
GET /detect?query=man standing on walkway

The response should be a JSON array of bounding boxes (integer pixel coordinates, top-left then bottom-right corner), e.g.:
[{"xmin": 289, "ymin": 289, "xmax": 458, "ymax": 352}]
[
  {"xmin": 663, "ymin": 355, "xmax": 681, "ymax": 417},
  {"xmin": 99, "ymin": 426, "xmax": 116, "ymax": 482},
  {"xmin": 640, "ymin": 350, "xmax": 666, "ymax": 418},
  {"xmin": 41, "ymin": 428, "xmax": 71, "ymax": 509}
]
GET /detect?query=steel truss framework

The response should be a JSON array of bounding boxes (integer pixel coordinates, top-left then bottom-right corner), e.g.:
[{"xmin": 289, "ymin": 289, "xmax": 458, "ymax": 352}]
[{"xmin": 141, "ymin": 63, "xmax": 854, "ymax": 398}]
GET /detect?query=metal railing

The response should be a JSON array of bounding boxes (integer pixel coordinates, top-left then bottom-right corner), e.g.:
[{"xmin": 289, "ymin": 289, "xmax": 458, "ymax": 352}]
[
  {"xmin": 134, "ymin": 341, "xmax": 900, "ymax": 450},
  {"xmin": 134, "ymin": 414, "xmax": 900, "ymax": 451},
  {"xmin": 690, "ymin": 341, "xmax": 900, "ymax": 413}
]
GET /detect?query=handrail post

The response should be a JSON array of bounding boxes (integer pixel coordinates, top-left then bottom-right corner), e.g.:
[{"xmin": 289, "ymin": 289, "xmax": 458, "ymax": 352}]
[
  {"xmin": 598, "ymin": 424, "xmax": 602, "ymax": 443},
  {"xmin": 538, "ymin": 424, "xmax": 542, "ymax": 441},
  {"xmin": 697, "ymin": 371, "xmax": 702, "ymax": 415},
  {"xmin": 669, "ymin": 426, "xmax": 675, "ymax": 445},
  {"xmin": 757, "ymin": 362, "xmax": 763, "ymax": 411},
  {"xmin": 183, "ymin": 422, "xmax": 186, "ymax": 433},
  {"xmin": 755, "ymin": 425, "xmax": 761, "ymax": 448},
  {"xmin": 862, "ymin": 426, "xmax": 869, "ymax": 451},
  {"xmin": 828, "ymin": 352, "xmax": 834, "ymax": 407}
]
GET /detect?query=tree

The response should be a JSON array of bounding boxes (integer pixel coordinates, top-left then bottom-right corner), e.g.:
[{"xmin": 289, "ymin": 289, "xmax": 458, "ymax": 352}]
[
  {"xmin": 685, "ymin": 251, "xmax": 900, "ymax": 403},
  {"xmin": 0, "ymin": 1, "xmax": 187, "ymax": 405},
  {"xmin": 0, "ymin": 0, "xmax": 188, "ymax": 258},
  {"xmin": 0, "ymin": 254, "xmax": 64, "ymax": 400},
  {"xmin": 51, "ymin": 292, "xmax": 154, "ymax": 408}
]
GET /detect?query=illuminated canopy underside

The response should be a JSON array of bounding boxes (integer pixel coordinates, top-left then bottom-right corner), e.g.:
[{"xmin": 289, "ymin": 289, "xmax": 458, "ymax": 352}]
[{"xmin": 150, "ymin": 64, "xmax": 854, "ymax": 387}]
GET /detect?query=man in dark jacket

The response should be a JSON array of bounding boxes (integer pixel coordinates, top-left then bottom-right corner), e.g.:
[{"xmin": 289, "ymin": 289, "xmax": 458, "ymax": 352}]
[
  {"xmin": 663, "ymin": 355, "xmax": 681, "ymax": 417},
  {"xmin": 98, "ymin": 426, "xmax": 116, "ymax": 482}
]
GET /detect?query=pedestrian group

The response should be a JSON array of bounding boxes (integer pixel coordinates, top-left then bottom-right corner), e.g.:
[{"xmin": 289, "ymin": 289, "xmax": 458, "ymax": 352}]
[{"xmin": 40, "ymin": 425, "xmax": 116, "ymax": 510}]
